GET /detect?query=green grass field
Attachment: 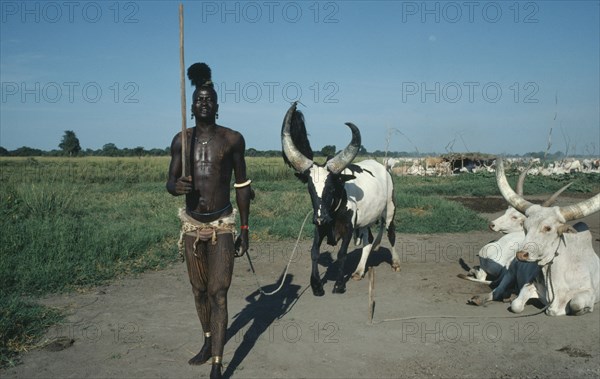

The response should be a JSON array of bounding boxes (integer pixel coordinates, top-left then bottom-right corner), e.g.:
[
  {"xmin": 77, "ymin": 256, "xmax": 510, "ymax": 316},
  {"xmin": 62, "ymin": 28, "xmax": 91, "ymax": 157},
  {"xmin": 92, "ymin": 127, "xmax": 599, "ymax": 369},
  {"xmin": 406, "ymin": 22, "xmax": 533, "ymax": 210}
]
[{"xmin": 1, "ymin": 156, "xmax": 597, "ymax": 367}]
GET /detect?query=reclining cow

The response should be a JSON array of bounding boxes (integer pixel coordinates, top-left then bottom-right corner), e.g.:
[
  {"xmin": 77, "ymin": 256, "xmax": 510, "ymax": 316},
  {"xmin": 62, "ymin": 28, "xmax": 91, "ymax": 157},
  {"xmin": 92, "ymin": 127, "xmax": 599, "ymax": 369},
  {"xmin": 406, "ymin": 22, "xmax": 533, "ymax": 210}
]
[
  {"xmin": 462, "ymin": 179, "xmax": 573, "ymax": 308},
  {"xmin": 496, "ymin": 158, "xmax": 600, "ymax": 316},
  {"xmin": 281, "ymin": 102, "xmax": 400, "ymax": 296},
  {"xmin": 459, "ymin": 167, "xmax": 532, "ymax": 285}
]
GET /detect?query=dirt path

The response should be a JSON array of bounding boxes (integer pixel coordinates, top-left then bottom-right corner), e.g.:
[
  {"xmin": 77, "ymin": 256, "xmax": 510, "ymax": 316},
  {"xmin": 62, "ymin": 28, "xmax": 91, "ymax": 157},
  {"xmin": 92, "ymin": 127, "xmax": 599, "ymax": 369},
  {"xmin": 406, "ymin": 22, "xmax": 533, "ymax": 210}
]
[{"xmin": 3, "ymin": 197, "xmax": 600, "ymax": 378}]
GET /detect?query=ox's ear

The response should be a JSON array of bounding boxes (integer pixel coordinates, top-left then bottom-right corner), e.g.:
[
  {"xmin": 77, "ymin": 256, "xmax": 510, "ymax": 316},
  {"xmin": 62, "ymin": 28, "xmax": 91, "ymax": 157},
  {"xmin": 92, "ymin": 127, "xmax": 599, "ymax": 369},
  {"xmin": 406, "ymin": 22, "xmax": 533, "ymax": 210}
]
[
  {"xmin": 295, "ymin": 172, "xmax": 310, "ymax": 183},
  {"xmin": 340, "ymin": 174, "xmax": 356, "ymax": 182},
  {"xmin": 557, "ymin": 224, "xmax": 577, "ymax": 236}
]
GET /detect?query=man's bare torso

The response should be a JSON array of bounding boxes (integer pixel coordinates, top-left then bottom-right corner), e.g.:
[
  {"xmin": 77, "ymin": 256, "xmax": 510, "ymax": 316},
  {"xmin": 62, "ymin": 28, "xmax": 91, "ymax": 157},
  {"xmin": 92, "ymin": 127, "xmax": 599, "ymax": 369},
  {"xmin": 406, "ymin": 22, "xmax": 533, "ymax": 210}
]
[{"xmin": 185, "ymin": 125, "xmax": 238, "ymax": 219}]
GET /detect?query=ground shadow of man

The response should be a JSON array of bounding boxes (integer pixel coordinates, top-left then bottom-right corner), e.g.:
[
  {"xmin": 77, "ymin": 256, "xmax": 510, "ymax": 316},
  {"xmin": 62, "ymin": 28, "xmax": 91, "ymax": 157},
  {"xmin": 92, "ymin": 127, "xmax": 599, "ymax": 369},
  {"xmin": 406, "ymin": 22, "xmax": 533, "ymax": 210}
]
[{"xmin": 223, "ymin": 274, "xmax": 303, "ymax": 377}]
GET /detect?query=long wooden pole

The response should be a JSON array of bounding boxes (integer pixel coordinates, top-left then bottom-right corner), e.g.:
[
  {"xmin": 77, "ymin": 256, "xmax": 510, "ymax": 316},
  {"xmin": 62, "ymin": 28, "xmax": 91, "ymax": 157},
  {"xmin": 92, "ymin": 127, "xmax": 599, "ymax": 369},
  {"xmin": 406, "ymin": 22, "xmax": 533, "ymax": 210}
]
[
  {"xmin": 368, "ymin": 266, "xmax": 375, "ymax": 324},
  {"xmin": 179, "ymin": 3, "xmax": 188, "ymax": 177}
]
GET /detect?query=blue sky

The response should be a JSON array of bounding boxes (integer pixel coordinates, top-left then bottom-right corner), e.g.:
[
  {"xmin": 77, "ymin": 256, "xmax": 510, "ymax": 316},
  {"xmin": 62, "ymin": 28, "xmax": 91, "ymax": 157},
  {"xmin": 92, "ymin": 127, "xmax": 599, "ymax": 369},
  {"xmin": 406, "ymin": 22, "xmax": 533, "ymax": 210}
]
[{"xmin": 1, "ymin": 1, "xmax": 599, "ymax": 155}]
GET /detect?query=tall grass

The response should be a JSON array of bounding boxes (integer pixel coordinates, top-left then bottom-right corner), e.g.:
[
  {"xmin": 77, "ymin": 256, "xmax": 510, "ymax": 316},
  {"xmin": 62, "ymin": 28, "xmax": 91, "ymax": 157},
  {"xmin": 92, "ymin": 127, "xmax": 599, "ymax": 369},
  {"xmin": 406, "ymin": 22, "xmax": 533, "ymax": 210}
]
[
  {"xmin": 0, "ymin": 156, "xmax": 597, "ymax": 367},
  {"xmin": 1, "ymin": 157, "xmax": 179, "ymax": 367},
  {"xmin": 1, "ymin": 181, "xmax": 180, "ymax": 296}
]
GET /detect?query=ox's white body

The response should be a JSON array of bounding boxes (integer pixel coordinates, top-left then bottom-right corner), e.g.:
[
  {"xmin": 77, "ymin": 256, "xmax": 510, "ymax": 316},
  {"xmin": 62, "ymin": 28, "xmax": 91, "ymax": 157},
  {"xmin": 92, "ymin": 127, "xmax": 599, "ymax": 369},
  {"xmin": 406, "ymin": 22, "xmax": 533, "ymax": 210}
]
[
  {"xmin": 308, "ymin": 159, "xmax": 399, "ymax": 279},
  {"xmin": 343, "ymin": 159, "xmax": 399, "ymax": 278},
  {"xmin": 282, "ymin": 103, "xmax": 400, "ymax": 295},
  {"xmin": 510, "ymin": 206, "xmax": 600, "ymax": 316},
  {"xmin": 468, "ymin": 234, "xmax": 541, "ymax": 306},
  {"xmin": 476, "ymin": 232, "xmax": 525, "ymax": 280},
  {"xmin": 465, "ymin": 205, "xmax": 541, "ymax": 306},
  {"xmin": 303, "ymin": 158, "xmax": 400, "ymax": 295},
  {"xmin": 488, "ymin": 158, "xmax": 600, "ymax": 315},
  {"xmin": 464, "ymin": 206, "xmax": 527, "ymax": 284}
]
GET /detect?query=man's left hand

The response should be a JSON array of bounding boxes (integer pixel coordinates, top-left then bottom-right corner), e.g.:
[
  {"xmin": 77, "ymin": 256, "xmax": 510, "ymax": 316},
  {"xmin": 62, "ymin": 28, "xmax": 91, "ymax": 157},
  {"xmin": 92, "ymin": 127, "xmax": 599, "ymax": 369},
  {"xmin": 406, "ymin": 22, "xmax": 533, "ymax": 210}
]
[{"xmin": 234, "ymin": 230, "xmax": 249, "ymax": 257}]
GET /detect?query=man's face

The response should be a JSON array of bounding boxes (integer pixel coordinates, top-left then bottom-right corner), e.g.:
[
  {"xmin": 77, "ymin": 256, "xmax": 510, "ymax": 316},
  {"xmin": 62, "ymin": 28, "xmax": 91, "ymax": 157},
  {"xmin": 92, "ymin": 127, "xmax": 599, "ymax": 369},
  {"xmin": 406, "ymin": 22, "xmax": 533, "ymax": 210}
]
[{"xmin": 192, "ymin": 87, "xmax": 218, "ymax": 121}]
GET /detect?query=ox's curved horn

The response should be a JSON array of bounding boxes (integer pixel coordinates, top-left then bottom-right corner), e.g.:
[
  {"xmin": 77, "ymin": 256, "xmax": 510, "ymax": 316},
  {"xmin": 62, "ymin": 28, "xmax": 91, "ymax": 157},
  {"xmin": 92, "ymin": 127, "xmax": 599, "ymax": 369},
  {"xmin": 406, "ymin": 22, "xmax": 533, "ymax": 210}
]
[
  {"xmin": 559, "ymin": 192, "xmax": 600, "ymax": 221},
  {"xmin": 496, "ymin": 159, "xmax": 533, "ymax": 213},
  {"xmin": 516, "ymin": 161, "xmax": 534, "ymax": 196},
  {"xmin": 542, "ymin": 182, "xmax": 573, "ymax": 207},
  {"xmin": 326, "ymin": 122, "xmax": 361, "ymax": 174},
  {"xmin": 281, "ymin": 102, "xmax": 313, "ymax": 173}
]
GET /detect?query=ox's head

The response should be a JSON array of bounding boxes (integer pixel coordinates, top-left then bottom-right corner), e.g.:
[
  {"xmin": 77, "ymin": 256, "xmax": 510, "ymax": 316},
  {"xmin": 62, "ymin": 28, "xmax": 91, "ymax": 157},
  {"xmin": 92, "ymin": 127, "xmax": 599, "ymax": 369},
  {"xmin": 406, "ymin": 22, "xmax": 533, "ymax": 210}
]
[
  {"xmin": 281, "ymin": 102, "xmax": 361, "ymax": 226},
  {"xmin": 490, "ymin": 164, "xmax": 572, "ymax": 234},
  {"xmin": 496, "ymin": 159, "xmax": 600, "ymax": 266},
  {"xmin": 489, "ymin": 207, "xmax": 527, "ymax": 233}
]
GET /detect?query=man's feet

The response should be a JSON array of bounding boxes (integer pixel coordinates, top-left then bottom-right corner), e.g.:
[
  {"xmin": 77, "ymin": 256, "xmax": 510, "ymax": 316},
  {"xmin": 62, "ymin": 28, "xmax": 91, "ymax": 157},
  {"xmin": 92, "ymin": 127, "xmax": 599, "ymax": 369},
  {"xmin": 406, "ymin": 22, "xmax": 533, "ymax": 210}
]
[{"xmin": 188, "ymin": 337, "xmax": 212, "ymax": 365}]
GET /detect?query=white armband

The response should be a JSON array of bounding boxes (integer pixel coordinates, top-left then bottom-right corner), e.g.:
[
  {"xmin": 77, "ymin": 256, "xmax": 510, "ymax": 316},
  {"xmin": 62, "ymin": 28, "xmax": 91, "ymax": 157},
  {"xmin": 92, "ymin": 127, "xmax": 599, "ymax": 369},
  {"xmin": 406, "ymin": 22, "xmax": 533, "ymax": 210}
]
[{"xmin": 234, "ymin": 179, "xmax": 252, "ymax": 188}]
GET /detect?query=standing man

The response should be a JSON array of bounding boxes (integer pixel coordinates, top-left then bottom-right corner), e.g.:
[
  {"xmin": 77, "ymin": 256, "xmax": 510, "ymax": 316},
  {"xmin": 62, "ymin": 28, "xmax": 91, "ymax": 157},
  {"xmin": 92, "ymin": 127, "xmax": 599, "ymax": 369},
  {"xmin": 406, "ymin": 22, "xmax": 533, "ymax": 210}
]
[{"xmin": 167, "ymin": 63, "xmax": 252, "ymax": 379}]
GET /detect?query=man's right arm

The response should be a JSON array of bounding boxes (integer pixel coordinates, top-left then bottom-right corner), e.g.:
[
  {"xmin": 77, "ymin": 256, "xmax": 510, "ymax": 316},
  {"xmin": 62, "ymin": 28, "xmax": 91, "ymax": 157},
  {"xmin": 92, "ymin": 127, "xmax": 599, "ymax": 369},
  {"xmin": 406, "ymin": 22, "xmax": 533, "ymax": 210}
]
[{"xmin": 166, "ymin": 133, "xmax": 192, "ymax": 196}]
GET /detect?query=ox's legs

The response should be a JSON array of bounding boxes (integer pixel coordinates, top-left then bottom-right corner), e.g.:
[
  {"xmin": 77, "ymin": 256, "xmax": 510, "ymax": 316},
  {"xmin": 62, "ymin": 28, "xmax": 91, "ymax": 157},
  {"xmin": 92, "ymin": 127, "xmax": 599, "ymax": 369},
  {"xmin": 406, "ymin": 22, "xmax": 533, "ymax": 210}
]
[
  {"xmin": 468, "ymin": 271, "xmax": 515, "ymax": 306},
  {"xmin": 567, "ymin": 290, "xmax": 595, "ymax": 315},
  {"xmin": 510, "ymin": 282, "xmax": 540, "ymax": 314},
  {"xmin": 352, "ymin": 228, "xmax": 375, "ymax": 280},
  {"xmin": 310, "ymin": 229, "xmax": 326, "ymax": 296},
  {"xmin": 546, "ymin": 301, "xmax": 568, "ymax": 316},
  {"xmin": 472, "ymin": 266, "xmax": 488, "ymax": 281},
  {"xmin": 386, "ymin": 219, "xmax": 401, "ymax": 272},
  {"xmin": 383, "ymin": 195, "xmax": 401, "ymax": 272},
  {"xmin": 458, "ymin": 266, "xmax": 490, "ymax": 283},
  {"xmin": 492, "ymin": 271, "xmax": 515, "ymax": 301},
  {"xmin": 371, "ymin": 223, "xmax": 383, "ymax": 252},
  {"xmin": 333, "ymin": 226, "xmax": 354, "ymax": 294},
  {"xmin": 468, "ymin": 292, "xmax": 493, "ymax": 306}
]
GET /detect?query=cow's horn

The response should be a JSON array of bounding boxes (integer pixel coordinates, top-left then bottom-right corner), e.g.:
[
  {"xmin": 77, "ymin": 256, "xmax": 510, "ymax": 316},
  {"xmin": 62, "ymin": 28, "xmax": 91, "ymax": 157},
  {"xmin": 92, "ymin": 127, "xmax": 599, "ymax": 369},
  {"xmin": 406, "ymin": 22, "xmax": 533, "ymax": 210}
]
[
  {"xmin": 326, "ymin": 122, "xmax": 361, "ymax": 174},
  {"xmin": 559, "ymin": 192, "xmax": 600, "ymax": 221},
  {"xmin": 516, "ymin": 160, "xmax": 534, "ymax": 196},
  {"xmin": 281, "ymin": 102, "xmax": 313, "ymax": 173},
  {"xmin": 541, "ymin": 182, "xmax": 573, "ymax": 207},
  {"xmin": 495, "ymin": 159, "xmax": 533, "ymax": 213}
]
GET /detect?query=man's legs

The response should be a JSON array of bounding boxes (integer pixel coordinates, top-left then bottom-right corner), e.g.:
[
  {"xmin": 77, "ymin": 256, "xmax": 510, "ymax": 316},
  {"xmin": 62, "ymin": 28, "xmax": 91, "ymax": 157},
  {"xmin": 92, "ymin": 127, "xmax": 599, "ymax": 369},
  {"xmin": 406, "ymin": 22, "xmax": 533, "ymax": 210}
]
[
  {"xmin": 206, "ymin": 233, "xmax": 235, "ymax": 377},
  {"xmin": 184, "ymin": 234, "xmax": 212, "ymax": 365}
]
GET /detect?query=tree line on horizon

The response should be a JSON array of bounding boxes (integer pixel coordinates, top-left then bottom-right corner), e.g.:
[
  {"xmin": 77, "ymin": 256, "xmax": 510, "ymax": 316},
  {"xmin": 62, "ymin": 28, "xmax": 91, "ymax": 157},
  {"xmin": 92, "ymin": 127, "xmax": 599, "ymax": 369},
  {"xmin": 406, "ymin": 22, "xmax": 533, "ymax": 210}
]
[{"xmin": 0, "ymin": 130, "xmax": 580, "ymax": 160}]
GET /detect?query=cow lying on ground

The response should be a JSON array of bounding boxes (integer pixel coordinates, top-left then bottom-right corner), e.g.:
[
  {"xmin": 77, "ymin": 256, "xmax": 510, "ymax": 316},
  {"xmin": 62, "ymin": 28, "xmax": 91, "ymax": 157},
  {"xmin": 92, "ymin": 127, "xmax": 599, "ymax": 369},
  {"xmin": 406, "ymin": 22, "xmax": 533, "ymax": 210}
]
[
  {"xmin": 496, "ymin": 158, "xmax": 600, "ymax": 316},
  {"xmin": 460, "ymin": 167, "xmax": 571, "ymax": 288},
  {"xmin": 281, "ymin": 102, "xmax": 400, "ymax": 296},
  {"xmin": 459, "ymin": 168, "xmax": 531, "ymax": 284}
]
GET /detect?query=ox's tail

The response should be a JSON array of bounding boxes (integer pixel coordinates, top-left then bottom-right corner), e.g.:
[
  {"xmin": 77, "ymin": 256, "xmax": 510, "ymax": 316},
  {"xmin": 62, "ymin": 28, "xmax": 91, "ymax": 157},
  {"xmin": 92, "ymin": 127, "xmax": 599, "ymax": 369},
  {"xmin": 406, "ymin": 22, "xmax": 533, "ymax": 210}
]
[
  {"xmin": 385, "ymin": 168, "xmax": 397, "ymax": 247},
  {"xmin": 387, "ymin": 219, "xmax": 396, "ymax": 247}
]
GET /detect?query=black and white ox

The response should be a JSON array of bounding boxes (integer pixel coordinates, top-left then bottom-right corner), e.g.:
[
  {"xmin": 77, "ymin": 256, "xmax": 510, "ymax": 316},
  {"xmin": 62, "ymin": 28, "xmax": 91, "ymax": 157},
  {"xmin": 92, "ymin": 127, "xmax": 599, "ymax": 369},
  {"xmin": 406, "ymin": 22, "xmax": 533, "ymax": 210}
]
[
  {"xmin": 496, "ymin": 159, "xmax": 600, "ymax": 316},
  {"xmin": 281, "ymin": 102, "xmax": 400, "ymax": 296}
]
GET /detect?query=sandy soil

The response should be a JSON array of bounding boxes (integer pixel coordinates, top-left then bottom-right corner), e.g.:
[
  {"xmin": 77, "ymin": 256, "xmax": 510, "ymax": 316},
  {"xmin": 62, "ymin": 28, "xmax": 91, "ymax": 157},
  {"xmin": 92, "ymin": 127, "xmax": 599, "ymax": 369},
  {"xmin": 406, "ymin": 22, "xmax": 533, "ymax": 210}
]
[{"xmin": 2, "ymin": 196, "xmax": 600, "ymax": 379}]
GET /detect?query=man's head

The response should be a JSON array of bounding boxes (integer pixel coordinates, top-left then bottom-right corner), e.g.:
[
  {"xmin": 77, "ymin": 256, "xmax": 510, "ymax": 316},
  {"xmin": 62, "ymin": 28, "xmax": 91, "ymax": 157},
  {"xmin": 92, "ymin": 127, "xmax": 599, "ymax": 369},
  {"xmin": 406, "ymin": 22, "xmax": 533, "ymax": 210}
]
[
  {"xmin": 187, "ymin": 63, "xmax": 218, "ymax": 121},
  {"xmin": 192, "ymin": 86, "xmax": 219, "ymax": 121}
]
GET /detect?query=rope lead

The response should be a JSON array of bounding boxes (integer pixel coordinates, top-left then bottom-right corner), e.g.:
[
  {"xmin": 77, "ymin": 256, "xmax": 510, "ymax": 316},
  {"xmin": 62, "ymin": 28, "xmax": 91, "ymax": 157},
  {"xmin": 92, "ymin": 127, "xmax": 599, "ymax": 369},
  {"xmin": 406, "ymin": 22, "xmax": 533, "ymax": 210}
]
[{"xmin": 245, "ymin": 210, "xmax": 313, "ymax": 296}]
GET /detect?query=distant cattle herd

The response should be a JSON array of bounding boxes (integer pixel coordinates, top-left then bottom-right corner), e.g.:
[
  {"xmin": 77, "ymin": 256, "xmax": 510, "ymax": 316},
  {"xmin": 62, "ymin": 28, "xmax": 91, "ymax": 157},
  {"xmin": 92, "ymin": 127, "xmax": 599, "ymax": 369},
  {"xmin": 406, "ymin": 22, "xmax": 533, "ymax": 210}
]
[{"xmin": 383, "ymin": 156, "xmax": 600, "ymax": 176}]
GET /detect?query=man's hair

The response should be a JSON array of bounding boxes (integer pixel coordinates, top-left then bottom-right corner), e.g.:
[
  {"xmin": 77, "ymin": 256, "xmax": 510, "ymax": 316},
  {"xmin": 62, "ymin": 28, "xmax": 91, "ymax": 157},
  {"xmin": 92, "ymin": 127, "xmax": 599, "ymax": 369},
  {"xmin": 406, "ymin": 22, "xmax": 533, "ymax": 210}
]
[
  {"xmin": 188, "ymin": 62, "xmax": 218, "ymax": 102},
  {"xmin": 187, "ymin": 63, "xmax": 212, "ymax": 87}
]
